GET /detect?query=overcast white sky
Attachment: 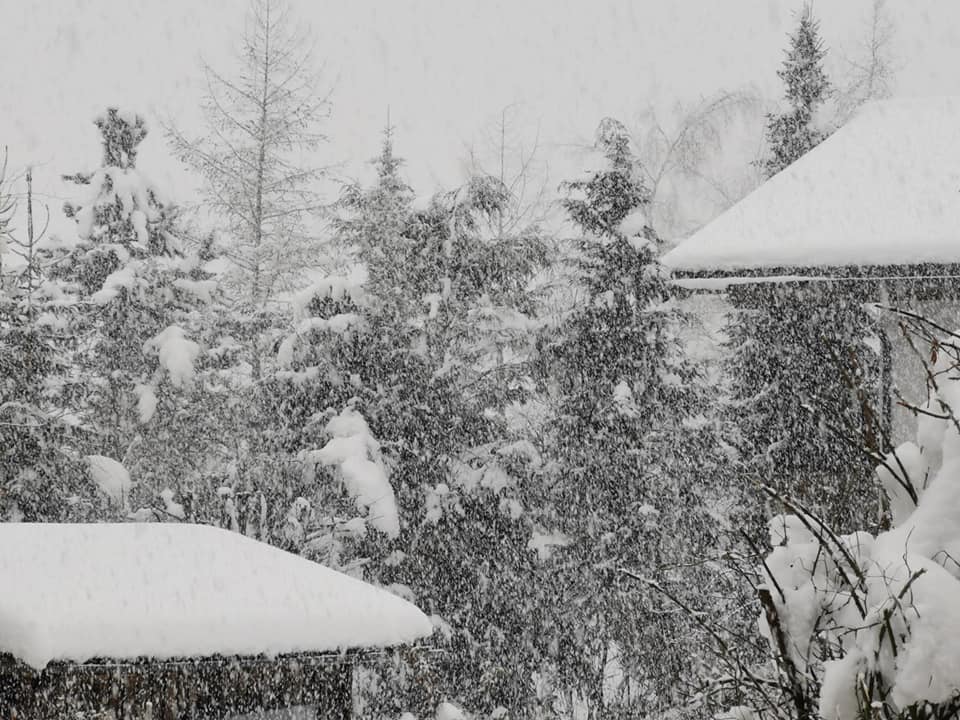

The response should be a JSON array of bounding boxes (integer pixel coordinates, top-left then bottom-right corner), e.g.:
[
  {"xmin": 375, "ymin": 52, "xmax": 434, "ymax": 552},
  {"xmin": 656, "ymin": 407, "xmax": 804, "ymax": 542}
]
[{"xmin": 2, "ymin": 0, "xmax": 960, "ymax": 238}]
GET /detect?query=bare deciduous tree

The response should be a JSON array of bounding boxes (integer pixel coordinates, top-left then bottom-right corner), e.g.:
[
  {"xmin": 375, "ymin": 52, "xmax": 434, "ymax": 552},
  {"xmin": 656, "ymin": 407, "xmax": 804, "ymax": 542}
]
[
  {"xmin": 626, "ymin": 91, "xmax": 766, "ymax": 239},
  {"xmin": 3, "ymin": 167, "xmax": 52, "ymax": 320},
  {"xmin": 834, "ymin": 0, "xmax": 897, "ymax": 124},
  {"xmin": 166, "ymin": 0, "xmax": 332, "ymax": 308},
  {"xmin": 464, "ymin": 104, "xmax": 554, "ymax": 239},
  {"xmin": 0, "ymin": 149, "xmax": 18, "ymax": 279}
]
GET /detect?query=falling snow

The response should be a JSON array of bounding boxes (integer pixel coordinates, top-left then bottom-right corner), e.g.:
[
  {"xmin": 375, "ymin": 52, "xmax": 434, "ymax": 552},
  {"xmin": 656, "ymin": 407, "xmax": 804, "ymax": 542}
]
[{"xmin": 2, "ymin": 1, "xmax": 960, "ymax": 718}]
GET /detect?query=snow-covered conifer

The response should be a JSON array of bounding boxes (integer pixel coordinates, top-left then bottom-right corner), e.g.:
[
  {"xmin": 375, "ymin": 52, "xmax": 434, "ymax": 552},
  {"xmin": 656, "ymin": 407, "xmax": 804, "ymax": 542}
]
[
  {"xmin": 48, "ymin": 108, "xmax": 213, "ymax": 516},
  {"xmin": 763, "ymin": 5, "xmax": 832, "ymax": 177},
  {"xmin": 540, "ymin": 117, "xmax": 728, "ymax": 716}
]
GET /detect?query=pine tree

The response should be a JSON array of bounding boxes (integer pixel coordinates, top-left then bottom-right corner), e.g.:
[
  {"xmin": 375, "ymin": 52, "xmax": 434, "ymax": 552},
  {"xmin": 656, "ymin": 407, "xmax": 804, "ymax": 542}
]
[
  {"xmin": 763, "ymin": 4, "xmax": 831, "ymax": 177},
  {"xmin": 540, "ymin": 118, "xmax": 726, "ymax": 716}
]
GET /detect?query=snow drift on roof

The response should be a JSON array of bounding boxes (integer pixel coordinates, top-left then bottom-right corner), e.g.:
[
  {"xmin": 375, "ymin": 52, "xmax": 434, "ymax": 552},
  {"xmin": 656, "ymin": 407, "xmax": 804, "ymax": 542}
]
[
  {"xmin": 0, "ymin": 523, "xmax": 433, "ymax": 669},
  {"xmin": 663, "ymin": 97, "xmax": 960, "ymax": 273}
]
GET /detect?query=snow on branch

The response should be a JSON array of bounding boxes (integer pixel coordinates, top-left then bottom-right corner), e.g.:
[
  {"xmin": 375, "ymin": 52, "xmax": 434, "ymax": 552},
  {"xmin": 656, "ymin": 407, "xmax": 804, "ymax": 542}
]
[
  {"xmin": 143, "ymin": 325, "xmax": 200, "ymax": 388},
  {"xmin": 300, "ymin": 406, "xmax": 400, "ymax": 538},
  {"xmin": 85, "ymin": 455, "xmax": 133, "ymax": 510}
]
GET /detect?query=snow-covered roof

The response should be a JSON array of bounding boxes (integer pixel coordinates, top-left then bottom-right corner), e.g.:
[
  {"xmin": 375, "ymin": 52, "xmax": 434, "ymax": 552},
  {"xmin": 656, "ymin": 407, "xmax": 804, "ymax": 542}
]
[
  {"xmin": 663, "ymin": 97, "xmax": 960, "ymax": 273},
  {"xmin": 0, "ymin": 523, "xmax": 433, "ymax": 670}
]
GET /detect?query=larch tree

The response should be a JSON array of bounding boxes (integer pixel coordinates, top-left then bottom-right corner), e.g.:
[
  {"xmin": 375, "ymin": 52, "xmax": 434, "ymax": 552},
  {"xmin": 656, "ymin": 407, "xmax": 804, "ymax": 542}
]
[
  {"xmin": 763, "ymin": 4, "xmax": 831, "ymax": 177},
  {"xmin": 166, "ymin": 0, "xmax": 330, "ymax": 376}
]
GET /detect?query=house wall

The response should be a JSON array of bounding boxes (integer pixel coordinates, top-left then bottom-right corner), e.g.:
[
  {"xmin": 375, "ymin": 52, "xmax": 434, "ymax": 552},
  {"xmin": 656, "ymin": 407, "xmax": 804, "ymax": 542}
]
[
  {"xmin": 879, "ymin": 299, "xmax": 960, "ymax": 448},
  {"xmin": 0, "ymin": 653, "xmax": 353, "ymax": 720},
  {"xmin": 680, "ymin": 284, "xmax": 960, "ymax": 456},
  {"xmin": 677, "ymin": 291, "xmax": 730, "ymax": 388}
]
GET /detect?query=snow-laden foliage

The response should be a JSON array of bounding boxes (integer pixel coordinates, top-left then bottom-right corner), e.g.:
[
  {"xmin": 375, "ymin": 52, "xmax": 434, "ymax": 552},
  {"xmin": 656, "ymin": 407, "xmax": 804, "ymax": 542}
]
[
  {"xmin": 712, "ymin": 320, "xmax": 960, "ymax": 720},
  {"xmin": 300, "ymin": 405, "xmax": 400, "ymax": 538},
  {"xmin": 84, "ymin": 454, "xmax": 133, "ymax": 509},
  {"xmin": 0, "ymin": 10, "xmax": 919, "ymax": 712}
]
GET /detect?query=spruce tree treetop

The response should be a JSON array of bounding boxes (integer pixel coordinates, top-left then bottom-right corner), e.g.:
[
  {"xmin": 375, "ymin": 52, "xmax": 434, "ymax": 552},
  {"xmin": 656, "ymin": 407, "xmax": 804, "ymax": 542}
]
[
  {"xmin": 337, "ymin": 126, "xmax": 415, "ymax": 316},
  {"xmin": 562, "ymin": 117, "xmax": 650, "ymax": 238},
  {"xmin": 95, "ymin": 108, "xmax": 147, "ymax": 170},
  {"xmin": 779, "ymin": 7, "xmax": 830, "ymax": 111},
  {"xmin": 61, "ymin": 108, "xmax": 176, "ymax": 276},
  {"xmin": 362, "ymin": 126, "xmax": 415, "ymax": 238},
  {"xmin": 763, "ymin": 4, "xmax": 831, "ymax": 177}
]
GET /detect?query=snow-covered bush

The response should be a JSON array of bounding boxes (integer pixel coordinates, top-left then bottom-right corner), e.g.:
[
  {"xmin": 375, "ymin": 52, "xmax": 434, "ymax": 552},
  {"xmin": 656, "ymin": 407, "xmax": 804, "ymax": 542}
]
[{"xmin": 732, "ymin": 318, "xmax": 960, "ymax": 720}]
